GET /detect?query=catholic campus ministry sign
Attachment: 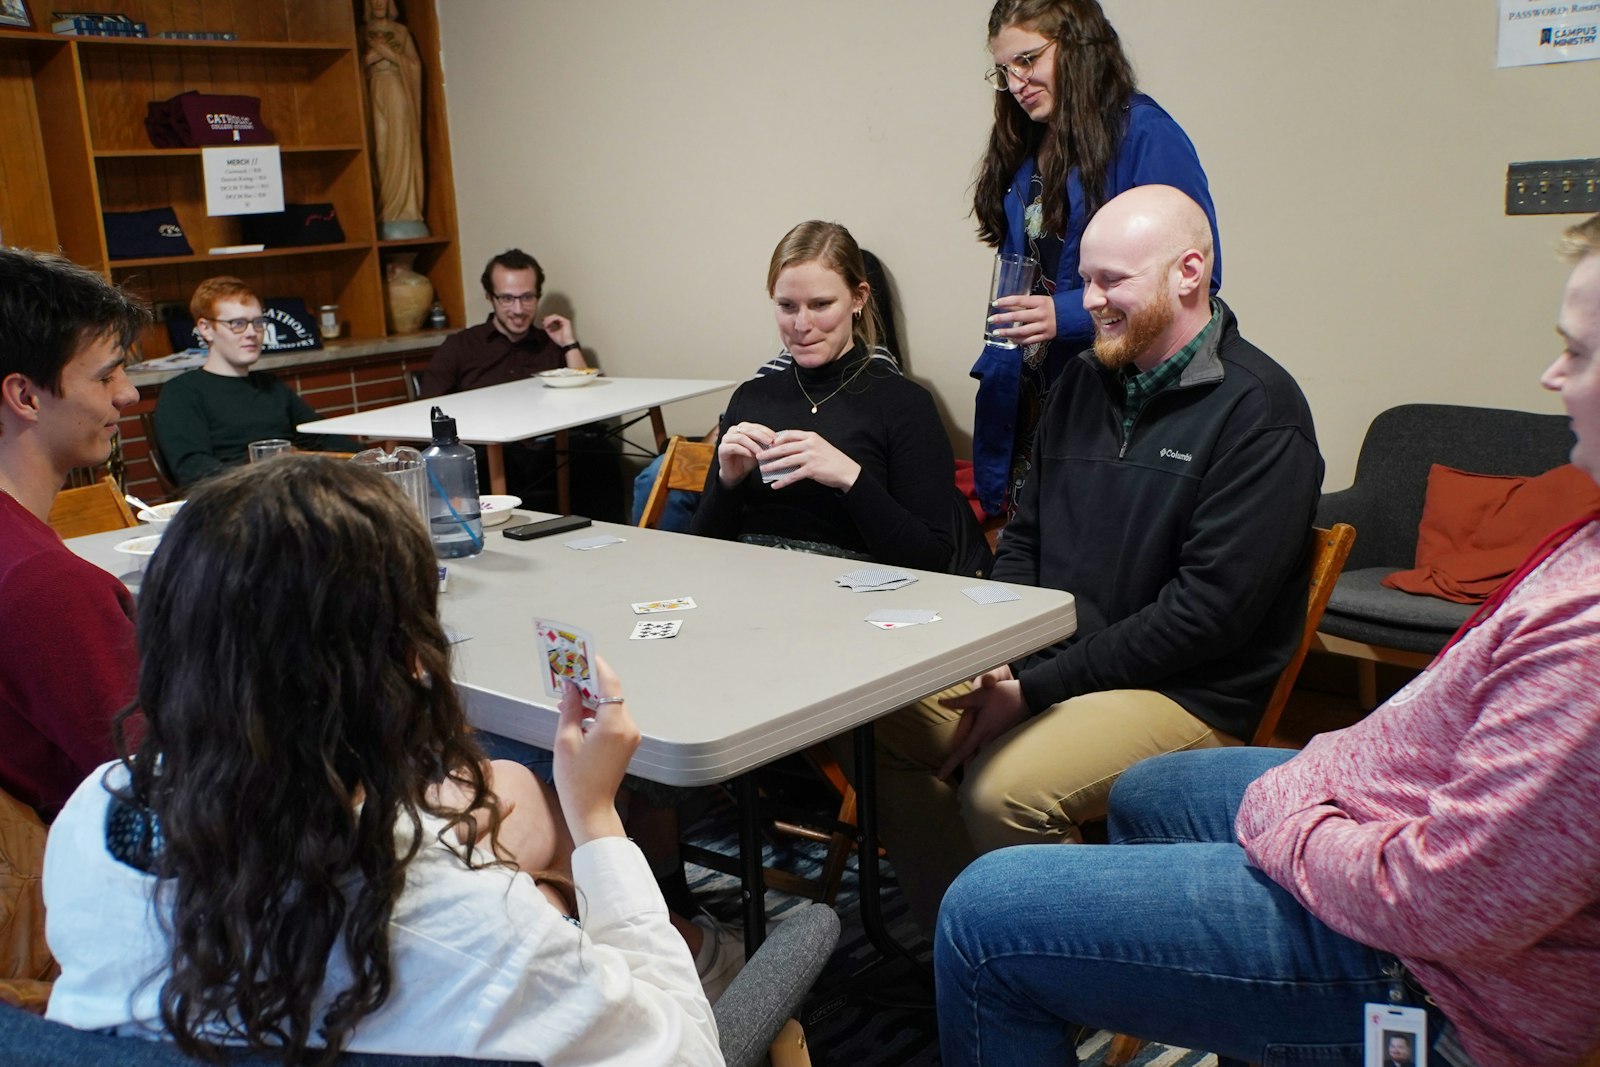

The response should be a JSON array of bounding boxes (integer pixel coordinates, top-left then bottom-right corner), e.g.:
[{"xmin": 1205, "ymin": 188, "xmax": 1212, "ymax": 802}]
[{"xmin": 1498, "ymin": 0, "xmax": 1600, "ymax": 67}]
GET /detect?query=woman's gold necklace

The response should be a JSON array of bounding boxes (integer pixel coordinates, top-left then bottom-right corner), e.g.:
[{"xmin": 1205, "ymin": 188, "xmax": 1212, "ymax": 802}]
[{"xmin": 795, "ymin": 355, "xmax": 871, "ymax": 415}]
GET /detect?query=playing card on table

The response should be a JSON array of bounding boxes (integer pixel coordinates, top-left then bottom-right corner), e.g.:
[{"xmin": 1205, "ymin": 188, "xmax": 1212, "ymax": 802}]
[
  {"xmin": 835, "ymin": 567, "xmax": 918, "ymax": 592},
  {"xmin": 565, "ymin": 534, "xmax": 626, "ymax": 551},
  {"xmin": 962, "ymin": 585, "xmax": 1022, "ymax": 605},
  {"xmin": 533, "ymin": 619, "xmax": 599, "ymax": 707},
  {"xmin": 632, "ymin": 596, "xmax": 697, "ymax": 614},
  {"xmin": 865, "ymin": 608, "xmax": 942, "ymax": 629},
  {"xmin": 631, "ymin": 619, "xmax": 683, "ymax": 640}
]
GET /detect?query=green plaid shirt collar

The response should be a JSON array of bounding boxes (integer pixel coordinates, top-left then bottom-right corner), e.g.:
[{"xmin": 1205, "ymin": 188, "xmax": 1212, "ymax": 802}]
[{"xmin": 1118, "ymin": 300, "xmax": 1219, "ymax": 444}]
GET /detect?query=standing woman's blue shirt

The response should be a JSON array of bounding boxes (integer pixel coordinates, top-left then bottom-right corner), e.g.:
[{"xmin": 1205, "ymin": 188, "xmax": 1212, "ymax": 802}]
[{"xmin": 970, "ymin": 93, "xmax": 1221, "ymax": 517}]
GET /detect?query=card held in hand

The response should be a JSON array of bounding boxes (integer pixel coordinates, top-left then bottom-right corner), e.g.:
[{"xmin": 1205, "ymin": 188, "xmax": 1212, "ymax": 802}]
[{"xmin": 534, "ymin": 618, "xmax": 599, "ymax": 708}]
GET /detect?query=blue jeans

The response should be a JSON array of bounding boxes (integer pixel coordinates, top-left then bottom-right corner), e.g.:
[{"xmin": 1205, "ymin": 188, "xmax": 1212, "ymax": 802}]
[{"xmin": 935, "ymin": 748, "xmax": 1393, "ymax": 1066}]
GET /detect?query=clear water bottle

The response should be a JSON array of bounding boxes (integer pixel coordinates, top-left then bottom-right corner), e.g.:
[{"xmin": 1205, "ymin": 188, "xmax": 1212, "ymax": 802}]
[{"xmin": 422, "ymin": 406, "xmax": 483, "ymax": 559}]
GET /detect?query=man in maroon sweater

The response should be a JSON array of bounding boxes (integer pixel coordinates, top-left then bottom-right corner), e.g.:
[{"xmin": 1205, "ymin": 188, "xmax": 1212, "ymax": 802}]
[{"xmin": 0, "ymin": 248, "xmax": 150, "ymax": 819}]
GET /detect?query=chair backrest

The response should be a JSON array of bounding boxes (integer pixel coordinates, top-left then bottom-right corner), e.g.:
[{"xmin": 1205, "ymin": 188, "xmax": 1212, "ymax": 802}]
[
  {"xmin": 0, "ymin": 1003, "xmax": 530, "ymax": 1066},
  {"xmin": 638, "ymin": 436, "xmax": 714, "ymax": 530},
  {"xmin": 0, "ymin": 786, "xmax": 55, "ymax": 1015},
  {"xmin": 715, "ymin": 903, "xmax": 840, "ymax": 1067},
  {"xmin": 1251, "ymin": 523, "xmax": 1357, "ymax": 746},
  {"xmin": 860, "ymin": 248, "xmax": 901, "ymax": 370},
  {"xmin": 46, "ymin": 475, "xmax": 138, "ymax": 539},
  {"xmin": 0, "ymin": 902, "xmax": 842, "ymax": 1067},
  {"xmin": 1327, "ymin": 404, "xmax": 1573, "ymax": 569},
  {"xmin": 405, "ymin": 368, "xmax": 425, "ymax": 402},
  {"xmin": 138, "ymin": 411, "xmax": 178, "ymax": 498}
]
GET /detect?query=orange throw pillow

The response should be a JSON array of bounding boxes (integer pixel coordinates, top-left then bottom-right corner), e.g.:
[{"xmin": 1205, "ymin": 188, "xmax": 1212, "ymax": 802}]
[{"xmin": 1383, "ymin": 463, "xmax": 1600, "ymax": 603}]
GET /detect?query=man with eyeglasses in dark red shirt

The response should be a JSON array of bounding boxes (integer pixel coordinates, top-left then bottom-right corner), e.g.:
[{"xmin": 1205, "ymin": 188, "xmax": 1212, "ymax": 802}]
[
  {"xmin": 420, "ymin": 248, "xmax": 587, "ymax": 396},
  {"xmin": 421, "ymin": 250, "xmax": 627, "ymax": 520}
]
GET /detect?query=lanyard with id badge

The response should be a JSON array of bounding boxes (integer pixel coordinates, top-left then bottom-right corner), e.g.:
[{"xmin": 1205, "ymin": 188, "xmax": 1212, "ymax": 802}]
[{"xmin": 1366, "ymin": 1004, "xmax": 1426, "ymax": 1067}]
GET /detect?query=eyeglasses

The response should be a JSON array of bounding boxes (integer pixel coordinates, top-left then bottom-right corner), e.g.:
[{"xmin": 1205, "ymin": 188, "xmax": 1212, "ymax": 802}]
[
  {"xmin": 492, "ymin": 292, "xmax": 538, "ymax": 308},
  {"xmin": 984, "ymin": 40, "xmax": 1056, "ymax": 91},
  {"xmin": 209, "ymin": 317, "xmax": 267, "ymax": 334}
]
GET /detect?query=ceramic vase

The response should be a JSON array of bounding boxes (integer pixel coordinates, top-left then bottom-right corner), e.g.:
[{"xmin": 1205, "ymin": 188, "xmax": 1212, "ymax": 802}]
[{"xmin": 384, "ymin": 254, "xmax": 433, "ymax": 334}]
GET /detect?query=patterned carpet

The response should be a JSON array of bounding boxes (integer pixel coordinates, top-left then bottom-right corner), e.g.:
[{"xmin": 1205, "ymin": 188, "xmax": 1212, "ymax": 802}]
[{"xmin": 682, "ymin": 776, "xmax": 1216, "ymax": 1067}]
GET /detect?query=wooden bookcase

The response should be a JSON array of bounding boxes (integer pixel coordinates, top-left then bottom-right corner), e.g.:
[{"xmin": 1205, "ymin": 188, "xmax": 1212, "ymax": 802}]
[{"xmin": 0, "ymin": 0, "xmax": 463, "ymax": 357}]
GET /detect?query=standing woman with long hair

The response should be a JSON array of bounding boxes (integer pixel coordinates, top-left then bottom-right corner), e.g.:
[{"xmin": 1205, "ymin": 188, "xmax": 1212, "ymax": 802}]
[
  {"xmin": 970, "ymin": 0, "xmax": 1220, "ymax": 518},
  {"xmin": 42, "ymin": 459, "xmax": 719, "ymax": 1064}
]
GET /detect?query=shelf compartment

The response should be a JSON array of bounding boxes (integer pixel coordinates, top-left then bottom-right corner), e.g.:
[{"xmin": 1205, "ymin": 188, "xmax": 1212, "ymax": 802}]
[
  {"xmin": 113, "ymin": 245, "xmax": 382, "ymax": 359},
  {"xmin": 80, "ymin": 45, "xmax": 364, "ymax": 150},
  {"xmin": 95, "ymin": 147, "xmax": 377, "ymax": 254},
  {"xmin": 49, "ymin": 1, "xmax": 354, "ymax": 47},
  {"xmin": 71, "ymin": 38, "xmax": 349, "ymax": 53}
]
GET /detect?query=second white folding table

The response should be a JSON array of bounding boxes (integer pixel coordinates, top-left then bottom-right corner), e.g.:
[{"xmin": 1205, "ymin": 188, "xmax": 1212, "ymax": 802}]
[{"xmin": 298, "ymin": 376, "xmax": 735, "ymax": 510}]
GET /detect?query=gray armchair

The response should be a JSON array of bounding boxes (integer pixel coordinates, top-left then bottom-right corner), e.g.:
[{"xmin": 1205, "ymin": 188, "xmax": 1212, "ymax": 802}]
[
  {"xmin": 1315, "ymin": 403, "xmax": 1574, "ymax": 704},
  {"xmin": 0, "ymin": 903, "xmax": 840, "ymax": 1067}
]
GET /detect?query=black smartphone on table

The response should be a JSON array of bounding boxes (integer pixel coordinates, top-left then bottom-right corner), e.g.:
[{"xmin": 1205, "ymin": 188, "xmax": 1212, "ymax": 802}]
[{"xmin": 502, "ymin": 515, "xmax": 592, "ymax": 540}]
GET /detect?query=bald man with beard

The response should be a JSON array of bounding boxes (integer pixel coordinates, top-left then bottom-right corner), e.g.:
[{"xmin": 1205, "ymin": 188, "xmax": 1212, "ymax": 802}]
[{"xmin": 872, "ymin": 185, "xmax": 1324, "ymax": 934}]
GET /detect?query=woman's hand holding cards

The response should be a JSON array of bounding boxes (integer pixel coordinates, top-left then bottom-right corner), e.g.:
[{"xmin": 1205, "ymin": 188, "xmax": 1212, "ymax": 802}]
[
  {"xmin": 759, "ymin": 429, "xmax": 861, "ymax": 491},
  {"xmin": 552, "ymin": 654, "xmax": 639, "ymax": 847},
  {"xmin": 717, "ymin": 421, "xmax": 776, "ymax": 487}
]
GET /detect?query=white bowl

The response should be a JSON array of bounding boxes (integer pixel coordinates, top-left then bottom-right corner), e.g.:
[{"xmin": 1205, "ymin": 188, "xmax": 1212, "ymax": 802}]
[
  {"xmin": 537, "ymin": 368, "xmax": 600, "ymax": 389},
  {"xmin": 479, "ymin": 495, "xmax": 522, "ymax": 527},
  {"xmin": 113, "ymin": 534, "xmax": 162, "ymax": 571},
  {"xmin": 136, "ymin": 500, "xmax": 185, "ymax": 524}
]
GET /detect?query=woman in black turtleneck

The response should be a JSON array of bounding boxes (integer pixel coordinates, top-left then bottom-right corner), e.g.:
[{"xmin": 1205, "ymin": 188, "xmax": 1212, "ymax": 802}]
[{"xmin": 691, "ymin": 221, "xmax": 955, "ymax": 572}]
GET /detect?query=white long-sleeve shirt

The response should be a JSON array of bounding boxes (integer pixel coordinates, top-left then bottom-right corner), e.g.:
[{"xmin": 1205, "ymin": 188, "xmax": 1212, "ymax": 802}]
[{"xmin": 44, "ymin": 762, "xmax": 722, "ymax": 1065}]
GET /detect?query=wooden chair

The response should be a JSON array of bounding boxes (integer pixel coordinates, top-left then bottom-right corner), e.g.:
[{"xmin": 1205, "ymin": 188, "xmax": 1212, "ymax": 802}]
[
  {"xmin": 1248, "ymin": 522, "xmax": 1357, "ymax": 747},
  {"xmin": 45, "ymin": 475, "xmax": 138, "ymax": 539},
  {"xmin": 1105, "ymin": 523, "xmax": 1357, "ymax": 1067},
  {"xmin": 137, "ymin": 411, "xmax": 179, "ymax": 498},
  {"xmin": 637, "ymin": 435, "xmax": 714, "ymax": 530}
]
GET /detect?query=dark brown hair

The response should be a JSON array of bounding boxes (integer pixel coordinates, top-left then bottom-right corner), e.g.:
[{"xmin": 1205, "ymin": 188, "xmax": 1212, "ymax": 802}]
[
  {"xmin": 973, "ymin": 0, "xmax": 1137, "ymax": 247},
  {"xmin": 480, "ymin": 248, "xmax": 544, "ymax": 298},
  {"xmin": 0, "ymin": 247, "xmax": 149, "ymax": 396},
  {"xmin": 115, "ymin": 457, "xmax": 502, "ymax": 1065}
]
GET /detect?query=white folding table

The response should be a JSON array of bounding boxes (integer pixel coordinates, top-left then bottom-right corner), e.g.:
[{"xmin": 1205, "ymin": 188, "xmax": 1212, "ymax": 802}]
[
  {"xmin": 69, "ymin": 515, "xmax": 1077, "ymax": 953},
  {"xmin": 297, "ymin": 376, "xmax": 735, "ymax": 510}
]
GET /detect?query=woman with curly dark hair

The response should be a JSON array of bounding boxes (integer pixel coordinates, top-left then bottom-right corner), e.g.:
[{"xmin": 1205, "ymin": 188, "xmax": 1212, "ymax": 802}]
[
  {"xmin": 969, "ymin": 0, "xmax": 1220, "ymax": 518},
  {"xmin": 42, "ymin": 458, "xmax": 719, "ymax": 1064}
]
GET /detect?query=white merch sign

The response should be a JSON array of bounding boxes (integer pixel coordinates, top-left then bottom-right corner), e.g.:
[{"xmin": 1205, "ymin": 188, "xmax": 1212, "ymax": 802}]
[
  {"xmin": 1498, "ymin": 0, "xmax": 1600, "ymax": 67},
  {"xmin": 201, "ymin": 145, "xmax": 285, "ymax": 216}
]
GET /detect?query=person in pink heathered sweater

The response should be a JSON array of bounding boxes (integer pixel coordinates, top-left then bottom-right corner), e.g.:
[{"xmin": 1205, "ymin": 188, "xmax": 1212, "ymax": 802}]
[{"xmin": 934, "ymin": 213, "xmax": 1600, "ymax": 1067}]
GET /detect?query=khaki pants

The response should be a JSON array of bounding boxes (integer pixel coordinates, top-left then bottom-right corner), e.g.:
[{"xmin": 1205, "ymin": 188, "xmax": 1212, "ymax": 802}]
[{"xmin": 869, "ymin": 684, "xmax": 1227, "ymax": 935}]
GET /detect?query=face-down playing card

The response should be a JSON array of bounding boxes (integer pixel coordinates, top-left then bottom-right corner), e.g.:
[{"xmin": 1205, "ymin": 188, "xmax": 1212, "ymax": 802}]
[{"xmin": 534, "ymin": 619, "xmax": 599, "ymax": 708}]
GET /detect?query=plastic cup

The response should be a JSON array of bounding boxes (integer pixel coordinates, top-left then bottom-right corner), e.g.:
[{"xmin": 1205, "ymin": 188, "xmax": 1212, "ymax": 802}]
[
  {"xmin": 247, "ymin": 439, "xmax": 292, "ymax": 463},
  {"xmin": 350, "ymin": 446, "xmax": 428, "ymax": 527},
  {"xmin": 983, "ymin": 252, "xmax": 1041, "ymax": 349}
]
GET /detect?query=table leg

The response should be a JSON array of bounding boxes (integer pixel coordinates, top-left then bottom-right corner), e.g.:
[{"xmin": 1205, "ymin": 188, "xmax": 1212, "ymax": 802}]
[
  {"xmin": 648, "ymin": 406, "xmax": 668, "ymax": 451},
  {"xmin": 852, "ymin": 721, "xmax": 904, "ymax": 960},
  {"xmin": 485, "ymin": 444, "xmax": 507, "ymax": 496},
  {"xmin": 736, "ymin": 771, "xmax": 767, "ymax": 959},
  {"xmin": 555, "ymin": 429, "xmax": 571, "ymax": 514}
]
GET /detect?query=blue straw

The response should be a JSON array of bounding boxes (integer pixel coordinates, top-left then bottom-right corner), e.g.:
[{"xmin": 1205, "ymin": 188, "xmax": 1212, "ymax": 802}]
[{"xmin": 425, "ymin": 465, "xmax": 484, "ymax": 549}]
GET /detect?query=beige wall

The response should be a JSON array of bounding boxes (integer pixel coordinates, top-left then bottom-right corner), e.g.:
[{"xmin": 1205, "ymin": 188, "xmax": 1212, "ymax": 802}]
[{"xmin": 437, "ymin": 0, "xmax": 1597, "ymax": 489}]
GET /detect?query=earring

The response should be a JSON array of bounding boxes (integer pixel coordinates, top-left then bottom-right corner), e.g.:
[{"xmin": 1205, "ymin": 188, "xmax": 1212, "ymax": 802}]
[{"xmin": 853, "ymin": 308, "xmax": 862, "ymax": 320}]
